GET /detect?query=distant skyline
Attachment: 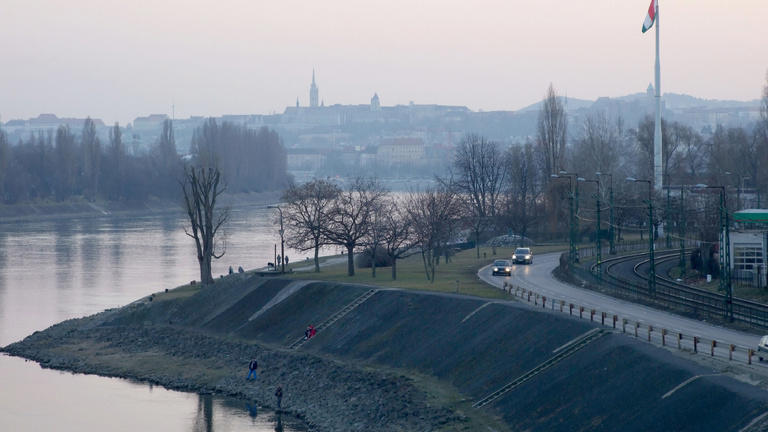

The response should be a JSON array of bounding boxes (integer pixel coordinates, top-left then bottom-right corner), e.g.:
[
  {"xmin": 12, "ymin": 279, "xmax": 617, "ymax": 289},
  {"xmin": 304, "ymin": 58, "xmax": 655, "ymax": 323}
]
[{"xmin": 1, "ymin": 0, "xmax": 766, "ymax": 125}]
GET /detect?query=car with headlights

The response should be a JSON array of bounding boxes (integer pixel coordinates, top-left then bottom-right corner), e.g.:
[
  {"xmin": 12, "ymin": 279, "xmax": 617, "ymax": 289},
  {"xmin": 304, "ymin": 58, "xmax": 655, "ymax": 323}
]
[
  {"xmin": 492, "ymin": 259, "xmax": 512, "ymax": 276},
  {"xmin": 512, "ymin": 248, "xmax": 533, "ymax": 265}
]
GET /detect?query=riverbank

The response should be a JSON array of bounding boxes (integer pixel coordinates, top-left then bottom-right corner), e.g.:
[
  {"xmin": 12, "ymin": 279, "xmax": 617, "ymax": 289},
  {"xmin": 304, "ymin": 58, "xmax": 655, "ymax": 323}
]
[
  {"xmin": 1, "ymin": 278, "xmax": 468, "ymax": 431},
  {"xmin": 0, "ymin": 191, "xmax": 283, "ymax": 223},
  {"xmin": 7, "ymin": 274, "xmax": 768, "ymax": 431}
]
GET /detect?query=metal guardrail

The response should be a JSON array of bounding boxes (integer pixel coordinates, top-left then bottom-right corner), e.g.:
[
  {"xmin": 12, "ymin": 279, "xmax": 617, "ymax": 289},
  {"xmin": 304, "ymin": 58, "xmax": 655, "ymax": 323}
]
[{"xmin": 499, "ymin": 281, "xmax": 762, "ymax": 367}]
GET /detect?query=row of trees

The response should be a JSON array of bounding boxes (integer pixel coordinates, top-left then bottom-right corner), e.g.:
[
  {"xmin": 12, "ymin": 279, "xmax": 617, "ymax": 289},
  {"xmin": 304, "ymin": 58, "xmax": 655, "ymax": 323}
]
[
  {"xmin": 282, "ymin": 177, "xmax": 465, "ymax": 281},
  {"xmin": 276, "ymin": 73, "xmax": 768, "ymax": 283},
  {"xmin": 0, "ymin": 118, "xmax": 290, "ymax": 205}
]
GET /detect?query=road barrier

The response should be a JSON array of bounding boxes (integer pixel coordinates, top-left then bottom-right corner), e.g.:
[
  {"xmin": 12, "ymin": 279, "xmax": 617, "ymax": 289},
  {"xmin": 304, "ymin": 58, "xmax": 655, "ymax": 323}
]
[{"xmin": 500, "ymin": 280, "xmax": 758, "ymax": 367}]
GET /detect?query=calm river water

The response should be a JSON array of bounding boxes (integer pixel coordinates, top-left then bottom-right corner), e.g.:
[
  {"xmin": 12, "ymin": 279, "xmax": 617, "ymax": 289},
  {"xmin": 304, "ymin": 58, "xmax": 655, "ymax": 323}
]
[{"xmin": 0, "ymin": 204, "xmax": 316, "ymax": 431}]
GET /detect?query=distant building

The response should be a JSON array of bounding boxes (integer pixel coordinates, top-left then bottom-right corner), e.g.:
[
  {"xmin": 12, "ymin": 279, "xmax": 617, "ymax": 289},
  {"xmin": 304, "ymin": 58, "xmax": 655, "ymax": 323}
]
[
  {"xmin": 377, "ymin": 137, "xmax": 425, "ymax": 165},
  {"xmin": 371, "ymin": 93, "xmax": 381, "ymax": 111},
  {"xmin": 309, "ymin": 70, "xmax": 319, "ymax": 108}
]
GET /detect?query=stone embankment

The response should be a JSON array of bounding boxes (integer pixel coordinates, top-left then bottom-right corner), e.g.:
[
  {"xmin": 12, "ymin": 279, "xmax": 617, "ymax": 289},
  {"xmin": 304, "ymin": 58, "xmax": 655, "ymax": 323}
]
[{"xmin": 6, "ymin": 274, "xmax": 768, "ymax": 431}]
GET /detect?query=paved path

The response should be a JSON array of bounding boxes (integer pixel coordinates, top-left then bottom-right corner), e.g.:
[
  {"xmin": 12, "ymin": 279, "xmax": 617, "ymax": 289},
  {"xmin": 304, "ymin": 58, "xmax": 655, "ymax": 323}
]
[{"xmin": 478, "ymin": 251, "xmax": 765, "ymax": 355}]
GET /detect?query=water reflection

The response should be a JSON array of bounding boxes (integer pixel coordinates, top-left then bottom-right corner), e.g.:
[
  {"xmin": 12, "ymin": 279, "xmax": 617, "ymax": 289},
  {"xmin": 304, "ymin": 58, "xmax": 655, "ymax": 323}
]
[
  {"xmin": 194, "ymin": 394, "xmax": 214, "ymax": 432},
  {"xmin": 0, "ymin": 207, "xmax": 315, "ymax": 431}
]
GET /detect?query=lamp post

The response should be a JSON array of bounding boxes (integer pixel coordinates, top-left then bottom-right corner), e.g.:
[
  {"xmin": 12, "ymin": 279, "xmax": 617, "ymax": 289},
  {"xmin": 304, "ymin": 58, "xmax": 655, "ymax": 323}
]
[
  {"xmin": 665, "ymin": 184, "xmax": 672, "ymax": 249},
  {"xmin": 700, "ymin": 184, "xmax": 732, "ymax": 321},
  {"xmin": 597, "ymin": 172, "xmax": 615, "ymax": 255},
  {"xmin": 560, "ymin": 171, "xmax": 580, "ymax": 262},
  {"xmin": 551, "ymin": 173, "xmax": 576, "ymax": 264},
  {"xmin": 627, "ymin": 177, "xmax": 655, "ymax": 297},
  {"xmin": 679, "ymin": 185, "xmax": 687, "ymax": 277},
  {"xmin": 580, "ymin": 177, "xmax": 602, "ymax": 280},
  {"xmin": 268, "ymin": 205, "xmax": 285, "ymax": 273}
]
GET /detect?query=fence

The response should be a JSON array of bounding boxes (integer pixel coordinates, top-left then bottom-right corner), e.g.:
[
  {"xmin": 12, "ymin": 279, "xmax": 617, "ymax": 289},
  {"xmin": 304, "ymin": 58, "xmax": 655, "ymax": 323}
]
[{"xmin": 500, "ymin": 281, "xmax": 761, "ymax": 366}]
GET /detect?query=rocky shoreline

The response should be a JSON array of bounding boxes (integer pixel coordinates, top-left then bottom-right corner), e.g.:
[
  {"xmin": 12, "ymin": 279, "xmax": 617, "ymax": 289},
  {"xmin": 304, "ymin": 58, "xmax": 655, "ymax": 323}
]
[{"xmin": 2, "ymin": 311, "xmax": 462, "ymax": 431}]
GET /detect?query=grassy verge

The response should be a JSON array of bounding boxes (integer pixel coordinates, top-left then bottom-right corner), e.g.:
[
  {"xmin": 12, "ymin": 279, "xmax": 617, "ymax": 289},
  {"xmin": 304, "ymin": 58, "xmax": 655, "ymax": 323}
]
[{"xmin": 285, "ymin": 244, "xmax": 568, "ymax": 299}]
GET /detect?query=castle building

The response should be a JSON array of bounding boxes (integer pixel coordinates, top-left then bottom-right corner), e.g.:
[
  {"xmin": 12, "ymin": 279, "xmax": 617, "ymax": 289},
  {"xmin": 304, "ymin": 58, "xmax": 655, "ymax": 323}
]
[{"xmin": 310, "ymin": 69, "xmax": 319, "ymax": 108}]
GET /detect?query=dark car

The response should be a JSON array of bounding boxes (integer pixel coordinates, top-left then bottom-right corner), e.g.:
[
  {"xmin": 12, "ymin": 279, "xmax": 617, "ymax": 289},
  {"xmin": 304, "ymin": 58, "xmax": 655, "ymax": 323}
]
[
  {"xmin": 492, "ymin": 260, "xmax": 512, "ymax": 276},
  {"xmin": 512, "ymin": 248, "xmax": 533, "ymax": 265}
]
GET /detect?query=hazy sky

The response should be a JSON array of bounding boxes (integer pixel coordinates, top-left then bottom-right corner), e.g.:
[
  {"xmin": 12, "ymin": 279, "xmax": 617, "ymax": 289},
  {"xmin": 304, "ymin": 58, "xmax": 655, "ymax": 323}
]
[{"xmin": 1, "ymin": 0, "xmax": 766, "ymax": 125}]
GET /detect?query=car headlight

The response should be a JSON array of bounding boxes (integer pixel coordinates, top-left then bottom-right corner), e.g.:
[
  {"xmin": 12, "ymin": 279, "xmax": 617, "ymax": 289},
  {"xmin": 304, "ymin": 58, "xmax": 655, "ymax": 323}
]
[
  {"xmin": 493, "ymin": 267, "xmax": 498, "ymax": 272},
  {"xmin": 505, "ymin": 267, "xmax": 511, "ymax": 271},
  {"xmin": 525, "ymin": 255, "xmax": 531, "ymax": 259},
  {"xmin": 512, "ymin": 255, "xmax": 517, "ymax": 259}
]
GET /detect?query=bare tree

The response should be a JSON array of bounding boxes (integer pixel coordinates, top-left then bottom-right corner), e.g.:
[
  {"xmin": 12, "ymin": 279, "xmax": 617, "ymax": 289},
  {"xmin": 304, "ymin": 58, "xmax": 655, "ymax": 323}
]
[
  {"xmin": 502, "ymin": 142, "xmax": 543, "ymax": 245},
  {"xmin": 406, "ymin": 183, "xmax": 461, "ymax": 283},
  {"xmin": 571, "ymin": 112, "xmax": 620, "ymax": 176},
  {"xmin": 322, "ymin": 177, "xmax": 387, "ymax": 276},
  {"xmin": 668, "ymin": 122, "xmax": 705, "ymax": 184},
  {"xmin": 282, "ymin": 179, "xmax": 341, "ymax": 272},
  {"xmin": 451, "ymin": 134, "xmax": 507, "ymax": 257},
  {"xmin": 379, "ymin": 198, "xmax": 414, "ymax": 280},
  {"xmin": 181, "ymin": 165, "xmax": 229, "ymax": 285},
  {"xmin": 81, "ymin": 117, "xmax": 100, "ymax": 201},
  {"xmin": 107, "ymin": 123, "xmax": 125, "ymax": 200},
  {"xmin": 538, "ymin": 83, "xmax": 568, "ymax": 178},
  {"xmin": 635, "ymin": 115, "xmax": 674, "ymax": 184}
]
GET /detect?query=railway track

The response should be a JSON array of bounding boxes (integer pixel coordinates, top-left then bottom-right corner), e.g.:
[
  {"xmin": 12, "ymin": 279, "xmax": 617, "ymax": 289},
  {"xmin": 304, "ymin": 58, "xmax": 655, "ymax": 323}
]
[{"xmin": 594, "ymin": 250, "xmax": 768, "ymax": 329}]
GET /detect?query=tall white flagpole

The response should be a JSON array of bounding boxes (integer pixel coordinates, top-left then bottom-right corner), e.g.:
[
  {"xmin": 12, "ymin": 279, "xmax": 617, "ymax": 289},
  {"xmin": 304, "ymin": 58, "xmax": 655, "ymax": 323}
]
[{"xmin": 653, "ymin": 0, "xmax": 663, "ymax": 192}]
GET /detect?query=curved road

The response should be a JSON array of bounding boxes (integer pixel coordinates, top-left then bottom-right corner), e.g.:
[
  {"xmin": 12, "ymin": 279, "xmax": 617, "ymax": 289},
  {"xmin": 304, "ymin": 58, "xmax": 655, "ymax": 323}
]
[{"xmin": 478, "ymin": 252, "xmax": 764, "ymax": 353}]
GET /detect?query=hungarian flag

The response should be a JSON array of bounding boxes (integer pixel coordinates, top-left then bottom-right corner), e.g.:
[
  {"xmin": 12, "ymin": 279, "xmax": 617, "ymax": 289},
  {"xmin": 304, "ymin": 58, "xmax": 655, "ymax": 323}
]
[{"xmin": 642, "ymin": 0, "xmax": 657, "ymax": 33}]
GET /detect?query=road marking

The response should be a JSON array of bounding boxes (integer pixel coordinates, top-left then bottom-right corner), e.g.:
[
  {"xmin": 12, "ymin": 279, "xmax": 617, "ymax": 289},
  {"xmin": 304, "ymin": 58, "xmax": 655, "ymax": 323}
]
[
  {"xmin": 739, "ymin": 410, "xmax": 768, "ymax": 432},
  {"xmin": 461, "ymin": 302, "xmax": 492, "ymax": 323},
  {"xmin": 662, "ymin": 374, "xmax": 721, "ymax": 399},
  {"xmin": 553, "ymin": 328, "xmax": 601, "ymax": 354}
]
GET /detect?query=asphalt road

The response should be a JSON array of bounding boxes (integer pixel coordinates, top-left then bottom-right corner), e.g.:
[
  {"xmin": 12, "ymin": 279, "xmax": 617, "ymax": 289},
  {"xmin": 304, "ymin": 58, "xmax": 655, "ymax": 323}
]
[{"xmin": 478, "ymin": 251, "xmax": 765, "ymax": 354}]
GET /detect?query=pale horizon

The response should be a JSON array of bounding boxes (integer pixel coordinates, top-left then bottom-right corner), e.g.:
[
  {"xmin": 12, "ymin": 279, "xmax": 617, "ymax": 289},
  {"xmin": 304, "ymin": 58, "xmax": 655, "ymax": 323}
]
[{"xmin": 1, "ymin": 0, "xmax": 766, "ymax": 125}]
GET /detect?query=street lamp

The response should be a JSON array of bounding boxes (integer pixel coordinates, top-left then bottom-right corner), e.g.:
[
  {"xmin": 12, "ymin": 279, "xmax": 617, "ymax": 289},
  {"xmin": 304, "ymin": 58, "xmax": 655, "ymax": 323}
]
[
  {"xmin": 551, "ymin": 173, "xmax": 577, "ymax": 264},
  {"xmin": 626, "ymin": 177, "xmax": 655, "ymax": 297},
  {"xmin": 580, "ymin": 177, "xmax": 602, "ymax": 280},
  {"xmin": 268, "ymin": 205, "xmax": 285, "ymax": 273},
  {"xmin": 596, "ymin": 172, "xmax": 615, "ymax": 255},
  {"xmin": 696, "ymin": 184, "xmax": 732, "ymax": 322}
]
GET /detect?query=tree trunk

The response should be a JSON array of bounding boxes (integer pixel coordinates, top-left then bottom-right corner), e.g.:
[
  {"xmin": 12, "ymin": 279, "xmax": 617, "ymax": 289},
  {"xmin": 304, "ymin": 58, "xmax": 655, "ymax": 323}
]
[
  {"xmin": 314, "ymin": 244, "xmax": 320, "ymax": 272},
  {"xmin": 475, "ymin": 229, "xmax": 481, "ymax": 258},
  {"xmin": 346, "ymin": 245, "xmax": 355, "ymax": 276},
  {"xmin": 391, "ymin": 258, "xmax": 397, "ymax": 280},
  {"xmin": 421, "ymin": 250, "xmax": 431, "ymax": 281},
  {"xmin": 200, "ymin": 253, "xmax": 213, "ymax": 284},
  {"xmin": 371, "ymin": 247, "xmax": 376, "ymax": 278},
  {"xmin": 431, "ymin": 253, "xmax": 437, "ymax": 283}
]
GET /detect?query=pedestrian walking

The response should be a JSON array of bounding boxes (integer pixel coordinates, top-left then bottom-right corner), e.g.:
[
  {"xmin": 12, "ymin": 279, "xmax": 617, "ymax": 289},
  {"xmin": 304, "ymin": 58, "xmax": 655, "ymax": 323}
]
[
  {"xmin": 275, "ymin": 386, "xmax": 283, "ymax": 410},
  {"xmin": 247, "ymin": 357, "xmax": 258, "ymax": 380}
]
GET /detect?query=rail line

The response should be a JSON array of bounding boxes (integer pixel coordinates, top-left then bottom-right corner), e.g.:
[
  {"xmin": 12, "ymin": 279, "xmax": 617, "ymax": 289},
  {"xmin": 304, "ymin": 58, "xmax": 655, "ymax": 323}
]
[{"xmin": 593, "ymin": 251, "xmax": 768, "ymax": 329}]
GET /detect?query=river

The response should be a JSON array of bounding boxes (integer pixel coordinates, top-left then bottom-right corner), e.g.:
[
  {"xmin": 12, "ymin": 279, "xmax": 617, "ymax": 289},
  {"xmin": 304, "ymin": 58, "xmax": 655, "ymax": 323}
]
[{"xmin": 0, "ymin": 204, "xmax": 316, "ymax": 431}]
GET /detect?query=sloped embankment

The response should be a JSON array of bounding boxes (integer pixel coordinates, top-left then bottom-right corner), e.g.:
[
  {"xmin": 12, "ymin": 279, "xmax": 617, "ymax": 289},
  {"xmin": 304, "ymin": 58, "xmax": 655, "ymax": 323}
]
[{"xmin": 5, "ymin": 274, "xmax": 768, "ymax": 431}]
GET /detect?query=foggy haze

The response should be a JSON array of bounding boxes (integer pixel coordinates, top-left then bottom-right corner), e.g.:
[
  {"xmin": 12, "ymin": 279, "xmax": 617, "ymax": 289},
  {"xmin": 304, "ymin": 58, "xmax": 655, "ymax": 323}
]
[{"xmin": 0, "ymin": 0, "xmax": 766, "ymax": 125}]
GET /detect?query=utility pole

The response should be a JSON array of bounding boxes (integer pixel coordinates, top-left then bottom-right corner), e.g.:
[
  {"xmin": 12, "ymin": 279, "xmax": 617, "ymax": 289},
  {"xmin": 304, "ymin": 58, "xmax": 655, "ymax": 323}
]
[
  {"xmin": 679, "ymin": 185, "xmax": 686, "ymax": 277},
  {"xmin": 552, "ymin": 174, "xmax": 576, "ymax": 264},
  {"xmin": 268, "ymin": 205, "xmax": 285, "ymax": 273},
  {"xmin": 702, "ymin": 185, "xmax": 733, "ymax": 322},
  {"xmin": 596, "ymin": 172, "xmax": 616, "ymax": 255},
  {"xmin": 581, "ymin": 178, "xmax": 601, "ymax": 279},
  {"xmin": 628, "ymin": 177, "xmax": 655, "ymax": 296},
  {"xmin": 665, "ymin": 185, "xmax": 672, "ymax": 249}
]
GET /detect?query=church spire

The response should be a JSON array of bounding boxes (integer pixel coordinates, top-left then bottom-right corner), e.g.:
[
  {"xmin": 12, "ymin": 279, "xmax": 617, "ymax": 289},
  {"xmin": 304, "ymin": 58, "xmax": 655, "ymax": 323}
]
[{"xmin": 309, "ymin": 69, "xmax": 319, "ymax": 108}]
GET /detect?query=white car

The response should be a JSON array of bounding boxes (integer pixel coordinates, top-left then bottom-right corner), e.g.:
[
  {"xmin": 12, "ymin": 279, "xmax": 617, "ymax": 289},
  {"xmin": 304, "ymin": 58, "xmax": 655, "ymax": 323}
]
[{"xmin": 758, "ymin": 336, "xmax": 768, "ymax": 361}]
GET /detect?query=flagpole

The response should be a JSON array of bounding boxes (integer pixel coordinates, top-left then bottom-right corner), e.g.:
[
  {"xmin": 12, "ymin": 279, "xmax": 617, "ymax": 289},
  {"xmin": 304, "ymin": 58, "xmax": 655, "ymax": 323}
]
[{"xmin": 653, "ymin": 0, "xmax": 663, "ymax": 192}]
